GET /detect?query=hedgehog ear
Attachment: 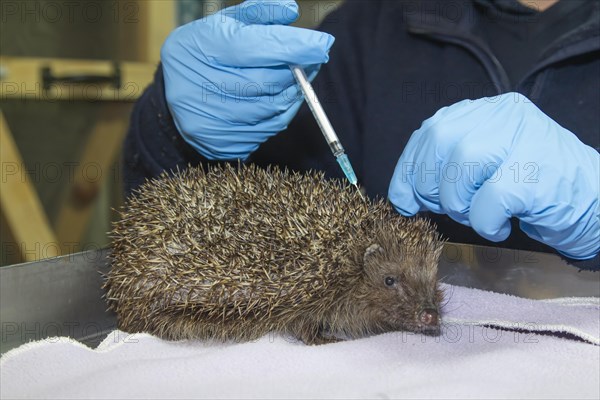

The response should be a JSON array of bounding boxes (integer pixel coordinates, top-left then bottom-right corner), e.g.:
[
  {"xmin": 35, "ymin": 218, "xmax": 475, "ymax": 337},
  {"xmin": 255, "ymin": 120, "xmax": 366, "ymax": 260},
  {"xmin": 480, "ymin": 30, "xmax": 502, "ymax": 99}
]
[{"xmin": 364, "ymin": 244, "xmax": 384, "ymax": 265}]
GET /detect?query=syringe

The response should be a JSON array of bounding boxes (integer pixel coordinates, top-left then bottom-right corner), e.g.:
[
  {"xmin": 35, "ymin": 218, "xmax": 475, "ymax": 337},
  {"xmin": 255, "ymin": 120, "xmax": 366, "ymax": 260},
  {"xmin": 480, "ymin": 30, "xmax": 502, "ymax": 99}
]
[{"xmin": 290, "ymin": 65, "xmax": 362, "ymax": 197}]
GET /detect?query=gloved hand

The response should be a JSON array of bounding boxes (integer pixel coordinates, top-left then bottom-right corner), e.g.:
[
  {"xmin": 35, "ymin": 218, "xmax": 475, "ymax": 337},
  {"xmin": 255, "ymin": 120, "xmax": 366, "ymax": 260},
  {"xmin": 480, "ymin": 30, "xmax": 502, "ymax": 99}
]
[
  {"xmin": 161, "ymin": 0, "xmax": 335, "ymax": 160},
  {"xmin": 389, "ymin": 93, "xmax": 600, "ymax": 260}
]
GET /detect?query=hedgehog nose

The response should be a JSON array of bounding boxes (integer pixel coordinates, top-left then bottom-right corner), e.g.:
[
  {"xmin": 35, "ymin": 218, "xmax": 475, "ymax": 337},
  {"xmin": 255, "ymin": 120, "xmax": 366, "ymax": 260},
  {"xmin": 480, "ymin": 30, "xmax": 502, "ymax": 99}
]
[{"xmin": 419, "ymin": 308, "xmax": 438, "ymax": 326}]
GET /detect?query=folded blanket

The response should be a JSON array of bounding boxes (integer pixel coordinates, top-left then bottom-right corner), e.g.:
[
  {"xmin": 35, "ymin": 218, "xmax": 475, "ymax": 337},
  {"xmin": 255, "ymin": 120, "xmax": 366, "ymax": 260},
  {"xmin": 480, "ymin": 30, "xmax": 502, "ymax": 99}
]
[
  {"xmin": 2, "ymin": 284, "xmax": 598, "ymax": 400},
  {"xmin": 441, "ymin": 284, "xmax": 599, "ymax": 345}
]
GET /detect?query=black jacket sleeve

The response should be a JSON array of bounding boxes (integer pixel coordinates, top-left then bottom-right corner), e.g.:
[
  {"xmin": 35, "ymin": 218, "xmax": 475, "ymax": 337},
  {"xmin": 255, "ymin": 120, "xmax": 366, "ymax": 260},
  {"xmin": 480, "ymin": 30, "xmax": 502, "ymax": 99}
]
[{"xmin": 122, "ymin": 64, "xmax": 207, "ymax": 194}]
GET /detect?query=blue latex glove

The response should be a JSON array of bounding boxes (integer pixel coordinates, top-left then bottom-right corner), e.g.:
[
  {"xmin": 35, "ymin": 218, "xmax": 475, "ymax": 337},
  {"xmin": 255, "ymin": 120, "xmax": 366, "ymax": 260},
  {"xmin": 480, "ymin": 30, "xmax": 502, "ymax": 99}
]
[
  {"xmin": 389, "ymin": 93, "xmax": 600, "ymax": 260},
  {"xmin": 160, "ymin": 0, "xmax": 334, "ymax": 160}
]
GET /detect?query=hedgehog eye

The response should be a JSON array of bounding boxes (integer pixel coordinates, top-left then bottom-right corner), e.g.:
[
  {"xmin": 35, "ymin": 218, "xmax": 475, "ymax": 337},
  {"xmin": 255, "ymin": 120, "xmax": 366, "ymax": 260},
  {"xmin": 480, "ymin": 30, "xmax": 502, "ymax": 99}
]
[{"xmin": 384, "ymin": 277, "xmax": 396, "ymax": 287}]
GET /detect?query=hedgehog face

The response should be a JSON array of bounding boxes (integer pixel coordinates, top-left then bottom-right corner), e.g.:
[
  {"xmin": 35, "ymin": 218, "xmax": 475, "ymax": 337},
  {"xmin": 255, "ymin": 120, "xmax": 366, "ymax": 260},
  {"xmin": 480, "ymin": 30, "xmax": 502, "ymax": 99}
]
[{"xmin": 357, "ymin": 234, "xmax": 444, "ymax": 336}]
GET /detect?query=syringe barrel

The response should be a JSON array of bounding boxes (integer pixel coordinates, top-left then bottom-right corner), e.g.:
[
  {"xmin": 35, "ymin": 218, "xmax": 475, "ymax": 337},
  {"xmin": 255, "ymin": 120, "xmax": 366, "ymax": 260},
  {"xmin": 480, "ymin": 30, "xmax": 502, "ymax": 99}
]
[
  {"xmin": 290, "ymin": 64, "xmax": 357, "ymax": 186},
  {"xmin": 290, "ymin": 65, "xmax": 342, "ymax": 146}
]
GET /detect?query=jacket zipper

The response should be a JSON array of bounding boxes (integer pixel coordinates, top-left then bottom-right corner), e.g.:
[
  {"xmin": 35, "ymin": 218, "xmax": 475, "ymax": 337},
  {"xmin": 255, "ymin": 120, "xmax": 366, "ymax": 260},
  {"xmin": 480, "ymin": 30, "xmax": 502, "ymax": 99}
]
[
  {"xmin": 407, "ymin": 25, "xmax": 511, "ymax": 94},
  {"xmin": 515, "ymin": 35, "xmax": 600, "ymax": 91},
  {"xmin": 407, "ymin": 25, "xmax": 599, "ymax": 98}
]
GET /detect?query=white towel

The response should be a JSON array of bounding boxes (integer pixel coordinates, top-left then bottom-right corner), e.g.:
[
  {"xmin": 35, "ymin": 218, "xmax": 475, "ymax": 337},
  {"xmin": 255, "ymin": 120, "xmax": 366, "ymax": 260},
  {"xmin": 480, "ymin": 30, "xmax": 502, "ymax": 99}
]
[
  {"xmin": 2, "ymin": 284, "xmax": 599, "ymax": 400},
  {"xmin": 441, "ymin": 283, "xmax": 600, "ymax": 345}
]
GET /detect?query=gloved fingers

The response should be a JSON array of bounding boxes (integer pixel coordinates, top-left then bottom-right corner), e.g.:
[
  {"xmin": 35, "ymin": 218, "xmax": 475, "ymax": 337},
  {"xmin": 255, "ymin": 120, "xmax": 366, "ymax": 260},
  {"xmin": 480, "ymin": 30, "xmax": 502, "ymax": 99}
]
[
  {"xmin": 516, "ymin": 166, "xmax": 600, "ymax": 260},
  {"xmin": 389, "ymin": 96, "xmax": 507, "ymax": 217},
  {"xmin": 196, "ymin": 65, "xmax": 300, "ymax": 100},
  {"xmin": 392, "ymin": 101, "xmax": 480, "ymax": 215},
  {"xmin": 211, "ymin": 24, "xmax": 335, "ymax": 67},
  {"xmin": 423, "ymin": 95, "xmax": 526, "ymax": 224},
  {"xmin": 167, "ymin": 4, "xmax": 333, "ymax": 68},
  {"xmin": 195, "ymin": 62, "xmax": 323, "ymax": 104},
  {"xmin": 388, "ymin": 105, "xmax": 463, "ymax": 216},
  {"xmin": 236, "ymin": 95, "xmax": 305, "ymax": 133},
  {"xmin": 185, "ymin": 130, "xmax": 263, "ymax": 160},
  {"xmin": 224, "ymin": 0, "xmax": 299, "ymax": 25},
  {"xmin": 438, "ymin": 133, "xmax": 517, "ymax": 225},
  {"xmin": 520, "ymin": 219, "xmax": 600, "ymax": 260},
  {"xmin": 467, "ymin": 172, "xmax": 531, "ymax": 242},
  {"xmin": 183, "ymin": 98, "xmax": 305, "ymax": 160},
  {"xmin": 214, "ymin": 95, "xmax": 303, "ymax": 140},
  {"xmin": 188, "ymin": 83, "xmax": 301, "ymax": 125},
  {"xmin": 388, "ymin": 129, "xmax": 428, "ymax": 216},
  {"xmin": 188, "ymin": 89, "xmax": 303, "ymax": 134}
]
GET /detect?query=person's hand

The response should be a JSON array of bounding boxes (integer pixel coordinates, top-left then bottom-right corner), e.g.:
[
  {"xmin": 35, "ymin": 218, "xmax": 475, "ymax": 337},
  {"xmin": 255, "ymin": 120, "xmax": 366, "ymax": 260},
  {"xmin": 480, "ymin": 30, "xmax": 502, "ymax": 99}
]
[
  {"xmin": 389, "ymin": 93, "xmax": 600, "ymax": 260},
  {"xmin": 161, "ymin": 0, "xmax": 334, "ymax": 160}
]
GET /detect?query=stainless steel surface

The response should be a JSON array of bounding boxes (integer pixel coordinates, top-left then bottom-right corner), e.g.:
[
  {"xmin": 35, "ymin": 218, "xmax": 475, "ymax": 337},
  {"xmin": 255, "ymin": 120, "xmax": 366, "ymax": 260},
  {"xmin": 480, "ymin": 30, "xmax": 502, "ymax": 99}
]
[
  {"xmin": 0, "ymin": 249, "xmax": 116, "ymax": 355},
  {"xmin": 438, "ymin": 243, "xmax": 600, "ymax": 299},
  {"xmin": 1, "ymin": 244, "xmax": 598, "ymax": 354}
]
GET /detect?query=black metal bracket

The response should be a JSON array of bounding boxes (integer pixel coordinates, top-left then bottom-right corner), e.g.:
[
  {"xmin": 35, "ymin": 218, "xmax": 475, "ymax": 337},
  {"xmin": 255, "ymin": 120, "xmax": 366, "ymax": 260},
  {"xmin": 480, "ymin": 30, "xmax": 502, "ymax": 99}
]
[{"xmin": 41, "ymin": 62, "xmax": 122, "ymax": 90}]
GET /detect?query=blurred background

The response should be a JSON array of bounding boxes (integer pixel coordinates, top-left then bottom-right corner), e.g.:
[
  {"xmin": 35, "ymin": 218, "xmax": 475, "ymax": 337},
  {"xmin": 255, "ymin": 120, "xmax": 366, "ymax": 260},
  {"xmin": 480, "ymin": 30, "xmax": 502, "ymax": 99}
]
[{"xmin": 0, "ymin": 0, "xmax": 343, "ymax": 266}]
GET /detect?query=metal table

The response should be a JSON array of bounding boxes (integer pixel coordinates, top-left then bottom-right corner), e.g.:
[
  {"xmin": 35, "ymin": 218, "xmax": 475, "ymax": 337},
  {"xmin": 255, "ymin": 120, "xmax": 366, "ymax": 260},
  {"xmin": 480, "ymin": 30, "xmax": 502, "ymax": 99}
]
[{"xmin": 1, "ymin": 244, "xmax": 598, "ymax": 354}]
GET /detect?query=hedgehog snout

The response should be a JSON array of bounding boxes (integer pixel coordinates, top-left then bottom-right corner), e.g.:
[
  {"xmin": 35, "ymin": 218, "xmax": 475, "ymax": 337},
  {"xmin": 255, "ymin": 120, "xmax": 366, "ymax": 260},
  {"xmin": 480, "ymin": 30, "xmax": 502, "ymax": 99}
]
[
  {"xmin": 419, "ymin": 308, "xmax": 438, "ymax": 326},
  {"xmin": 416, "ymin": 307, "xmax": 441, "ymax": 335}
]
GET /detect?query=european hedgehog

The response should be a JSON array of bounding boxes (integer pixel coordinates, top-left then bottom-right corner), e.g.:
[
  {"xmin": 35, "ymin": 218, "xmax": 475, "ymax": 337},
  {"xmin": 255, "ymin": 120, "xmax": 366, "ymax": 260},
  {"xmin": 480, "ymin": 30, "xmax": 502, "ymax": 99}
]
[{"xmin": 104, "ymin": 164, "xmax": 445, "ymax": 345}]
